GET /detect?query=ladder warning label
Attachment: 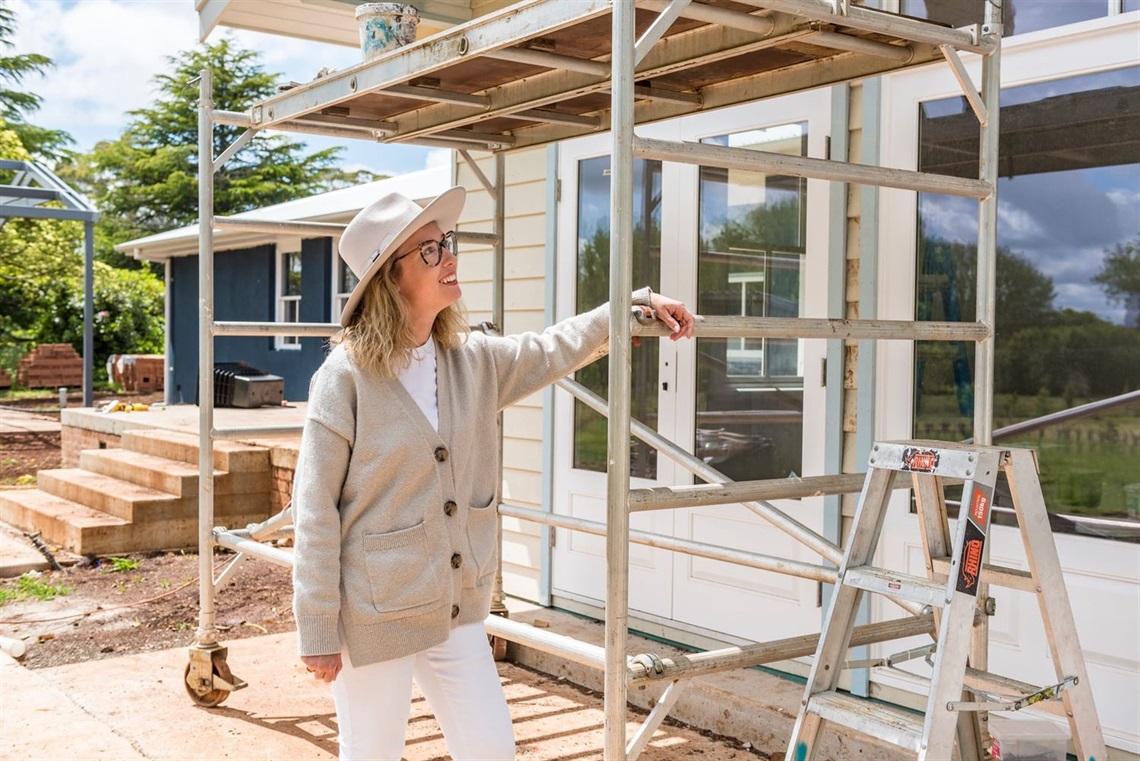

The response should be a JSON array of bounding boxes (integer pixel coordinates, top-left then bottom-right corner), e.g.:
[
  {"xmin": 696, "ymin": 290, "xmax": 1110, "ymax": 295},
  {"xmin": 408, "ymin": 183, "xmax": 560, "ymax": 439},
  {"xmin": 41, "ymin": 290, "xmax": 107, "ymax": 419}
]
[
  {"xmin": 900, "ymin": 447, "xmax": 940, "ymax": 472},
  {"xmin": 958, "ymin": 532, "xmax": 984, "ymax": 595},
  {"xmin": 970, "ymin": 489, "xmax": 990, "ymax": 526}
]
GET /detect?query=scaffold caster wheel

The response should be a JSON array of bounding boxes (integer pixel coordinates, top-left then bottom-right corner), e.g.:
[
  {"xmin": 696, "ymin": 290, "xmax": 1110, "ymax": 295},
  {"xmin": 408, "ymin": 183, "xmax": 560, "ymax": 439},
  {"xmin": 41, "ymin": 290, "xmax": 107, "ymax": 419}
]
[
  {"xmin": 490, "ymin": 635, "xmax": 509, "ymax": 661},
  {"xmin": 184, "ymin": 649, "xmax": 239, "ymax": 707}
]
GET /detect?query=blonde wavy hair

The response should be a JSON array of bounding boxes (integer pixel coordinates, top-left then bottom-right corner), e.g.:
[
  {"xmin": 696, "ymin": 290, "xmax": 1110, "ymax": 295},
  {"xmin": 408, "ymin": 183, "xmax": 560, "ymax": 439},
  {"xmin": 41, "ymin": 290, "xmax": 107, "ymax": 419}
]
[{"xmin": 333, "ymin": 254, "xmax": 468, "ymax": 378}]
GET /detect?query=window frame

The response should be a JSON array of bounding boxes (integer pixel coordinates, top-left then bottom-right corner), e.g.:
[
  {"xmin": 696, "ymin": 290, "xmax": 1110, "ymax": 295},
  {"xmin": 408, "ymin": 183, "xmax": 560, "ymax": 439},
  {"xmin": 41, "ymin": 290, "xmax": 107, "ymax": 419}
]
[{"xmin": 275, "ymin": 241, "xmax": 303, "ymax": 351}]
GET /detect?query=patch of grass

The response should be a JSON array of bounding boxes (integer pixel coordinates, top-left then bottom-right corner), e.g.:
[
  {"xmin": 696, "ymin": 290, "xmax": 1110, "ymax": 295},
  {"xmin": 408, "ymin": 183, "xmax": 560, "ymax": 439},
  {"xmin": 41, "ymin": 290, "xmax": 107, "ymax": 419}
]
[
  {"xmin": 103, "ymin": 557, "xmax": 140, "ymax": 573},
  {"xmin": 0, "ymin": 573, "xmax": 71, "ymax": 605}
]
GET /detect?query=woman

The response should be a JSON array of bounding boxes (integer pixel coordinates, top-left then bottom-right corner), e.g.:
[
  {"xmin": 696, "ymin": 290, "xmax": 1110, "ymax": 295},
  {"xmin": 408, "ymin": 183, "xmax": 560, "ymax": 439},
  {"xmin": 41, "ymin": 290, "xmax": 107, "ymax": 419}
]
[{"xmin": 292, "ymin": 185, "xmax": 694, "ymax": 761}]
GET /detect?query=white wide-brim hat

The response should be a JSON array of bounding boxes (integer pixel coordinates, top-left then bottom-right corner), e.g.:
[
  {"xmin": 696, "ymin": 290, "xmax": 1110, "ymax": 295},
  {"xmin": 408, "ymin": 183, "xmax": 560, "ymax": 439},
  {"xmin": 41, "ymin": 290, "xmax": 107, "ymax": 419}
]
[{"xmin": 337, "ymin": 185, "xmax": 466, "ymax": 326}]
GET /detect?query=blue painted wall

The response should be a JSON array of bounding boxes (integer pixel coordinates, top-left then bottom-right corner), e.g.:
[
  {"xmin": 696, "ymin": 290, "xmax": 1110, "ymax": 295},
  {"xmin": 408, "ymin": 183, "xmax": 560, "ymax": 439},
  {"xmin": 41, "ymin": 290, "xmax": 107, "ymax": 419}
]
[{"xmin": 168, "ymin": 237, "xmax": 334, "ymax": 404}]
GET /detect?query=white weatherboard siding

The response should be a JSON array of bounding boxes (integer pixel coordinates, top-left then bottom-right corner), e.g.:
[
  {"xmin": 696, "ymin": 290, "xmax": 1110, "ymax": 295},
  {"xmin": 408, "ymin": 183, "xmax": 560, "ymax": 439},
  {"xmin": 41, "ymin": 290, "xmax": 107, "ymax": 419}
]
[{"xmin": 456, "ymin": 147, "xmax": 550, "ymax": 602}]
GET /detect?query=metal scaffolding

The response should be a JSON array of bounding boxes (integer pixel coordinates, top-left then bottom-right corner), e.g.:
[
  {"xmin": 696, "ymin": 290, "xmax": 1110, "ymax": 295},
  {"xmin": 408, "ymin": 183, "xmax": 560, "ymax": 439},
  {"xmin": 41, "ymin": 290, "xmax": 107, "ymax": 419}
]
[{"xmin": 191, "ymin": 2, "xmax": 1008, "ymax": 758}]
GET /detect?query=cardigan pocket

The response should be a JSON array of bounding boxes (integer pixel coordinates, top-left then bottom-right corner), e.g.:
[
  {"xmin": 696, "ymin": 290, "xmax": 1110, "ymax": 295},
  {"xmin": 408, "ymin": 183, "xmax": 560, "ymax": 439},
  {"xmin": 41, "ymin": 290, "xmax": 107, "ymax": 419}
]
[
  {"xmin": 465, "ymin": 497, "xmax": 498, "ymax": 588},
  {"xmin": 353, "ymin": 522, "xmax": 443, "ymax": 623}
]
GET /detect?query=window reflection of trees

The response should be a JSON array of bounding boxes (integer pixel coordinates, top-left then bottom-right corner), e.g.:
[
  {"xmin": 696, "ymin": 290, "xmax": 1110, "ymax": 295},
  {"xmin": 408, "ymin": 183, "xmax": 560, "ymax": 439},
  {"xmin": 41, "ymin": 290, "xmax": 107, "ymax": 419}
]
[
  {"xmin": 696, "ymin": 142, "xmax": 807, "ymax": 482},
  {"xmin": 915, "ymin": 67, "xmax": 1140, "ymax": 539},
  {"xmin": 572, "ymin": 156, "xmax": 661, "ymax": 478}
]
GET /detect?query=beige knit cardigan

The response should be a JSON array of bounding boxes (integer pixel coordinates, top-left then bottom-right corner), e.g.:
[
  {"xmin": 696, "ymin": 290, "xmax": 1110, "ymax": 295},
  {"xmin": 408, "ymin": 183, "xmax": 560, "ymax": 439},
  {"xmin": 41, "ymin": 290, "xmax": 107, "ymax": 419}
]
[{"xmin": 292, "ymin": 300, "xmax": 637, "ymax": 667}]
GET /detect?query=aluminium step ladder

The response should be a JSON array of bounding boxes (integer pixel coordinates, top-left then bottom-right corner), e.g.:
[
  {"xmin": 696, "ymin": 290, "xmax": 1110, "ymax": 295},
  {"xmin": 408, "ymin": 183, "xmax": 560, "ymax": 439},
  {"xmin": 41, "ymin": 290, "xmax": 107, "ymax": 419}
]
[{"xmin": 787, "ymin": 440, "xmax": 1106, "ymax": 761}]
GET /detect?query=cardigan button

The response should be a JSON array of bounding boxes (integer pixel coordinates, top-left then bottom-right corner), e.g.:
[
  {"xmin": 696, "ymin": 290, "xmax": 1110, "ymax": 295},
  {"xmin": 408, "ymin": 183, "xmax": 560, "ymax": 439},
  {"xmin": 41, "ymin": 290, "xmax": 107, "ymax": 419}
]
[
  {"xmin": 451, "ymin": 552, "xmax": 462, "ymax": 569},
  {"xmin": 444, "ymin": 500, "xmax": 457, "ymax": 517},
  {"xmin": 451, "ymin": 604, "xmax": 460, "ymax": 619},
  {"xmin": 434, "ymin": 446, "xmax": 449, "ymax": 462}
]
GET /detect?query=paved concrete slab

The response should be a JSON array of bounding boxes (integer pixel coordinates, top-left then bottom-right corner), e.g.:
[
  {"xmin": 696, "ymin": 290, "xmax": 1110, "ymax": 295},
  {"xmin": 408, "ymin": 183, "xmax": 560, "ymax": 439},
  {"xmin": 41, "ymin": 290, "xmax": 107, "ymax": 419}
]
[
  {"xmin": 0, "ymin": 407, "xmax": 62, "ymax": 436},
  {"xmin": 61, "ymin": 403, "xmax": 308, "ymax": 441},
  {"xmin": 1, "ymin": 632, "xmax": 766, "ymax": 761}
]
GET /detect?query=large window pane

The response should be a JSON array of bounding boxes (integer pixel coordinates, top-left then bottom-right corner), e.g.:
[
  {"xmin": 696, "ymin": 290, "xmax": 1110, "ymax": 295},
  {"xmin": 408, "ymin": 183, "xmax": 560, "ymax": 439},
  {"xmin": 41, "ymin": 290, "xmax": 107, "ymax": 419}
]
[
  {"xmin": 573, "ymin": 156, "xmax": 661, "ymax": 477},
  {"xmin": 915, "ymin": 67, "xmax": 1140, "ymax": 540},
  {"xmin": 696, "ymin": 125, "xmax": 807, "ymax": 482},
  {"xmin": 900, "ymin": 0, "xmax": 1105, "ymax": 36}
]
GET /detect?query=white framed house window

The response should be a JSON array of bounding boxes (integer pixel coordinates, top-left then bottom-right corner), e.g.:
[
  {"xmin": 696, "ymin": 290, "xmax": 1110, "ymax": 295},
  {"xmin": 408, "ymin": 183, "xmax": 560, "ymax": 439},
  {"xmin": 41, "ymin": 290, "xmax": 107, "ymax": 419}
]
[
  {"xmin": 333, "ymin": 254, "xmax": 359, "ymax": 322},
  {"xmin": 276, "ymin": 244, "xmax": 302, "ymax": 350}
]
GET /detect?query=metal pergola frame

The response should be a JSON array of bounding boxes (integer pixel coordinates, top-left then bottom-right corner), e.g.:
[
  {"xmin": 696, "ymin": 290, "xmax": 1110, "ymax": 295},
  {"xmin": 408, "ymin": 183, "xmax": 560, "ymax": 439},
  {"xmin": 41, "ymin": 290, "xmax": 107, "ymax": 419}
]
[
  {"xmin": 189, "ymin": 2, "xmax": 1008, "ymax": 758},
  {"xmin": 0, "ymin": 159, "xmax": 99, "ymax": 407}
]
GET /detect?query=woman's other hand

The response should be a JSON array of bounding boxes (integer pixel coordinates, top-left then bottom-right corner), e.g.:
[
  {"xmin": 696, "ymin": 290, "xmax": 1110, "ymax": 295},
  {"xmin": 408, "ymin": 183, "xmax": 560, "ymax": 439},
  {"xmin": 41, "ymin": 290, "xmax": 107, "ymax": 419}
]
[
  {"xmin": 648, "ymin": 292, "xmax": 695, "ymax": 341},
  {"xmin": 301, "ymin": 653, "xmax": 343, "ymax": 683}
]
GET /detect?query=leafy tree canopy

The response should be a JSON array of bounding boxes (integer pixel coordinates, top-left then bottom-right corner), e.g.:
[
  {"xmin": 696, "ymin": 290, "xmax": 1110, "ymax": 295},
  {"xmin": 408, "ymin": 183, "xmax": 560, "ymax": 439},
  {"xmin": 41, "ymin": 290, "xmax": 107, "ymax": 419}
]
[
  {"xmin": 1093, "ymin": 238, "xmax": 1140, "ymax": 310},
  {"xmin": 0, "ymin": 0, "xmax": 73, "ymax": 161},
  {"xmin": 64, "ymin": 37, "xmax": 351, "ymax": 246}
]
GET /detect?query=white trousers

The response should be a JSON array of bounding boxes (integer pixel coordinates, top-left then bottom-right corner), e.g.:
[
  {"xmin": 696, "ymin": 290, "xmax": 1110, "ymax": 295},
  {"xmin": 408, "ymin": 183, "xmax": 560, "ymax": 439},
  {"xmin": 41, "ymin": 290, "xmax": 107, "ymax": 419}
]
[{"xmin": 332, "ymin": 622, "xmax": 515, "ymax": 761}]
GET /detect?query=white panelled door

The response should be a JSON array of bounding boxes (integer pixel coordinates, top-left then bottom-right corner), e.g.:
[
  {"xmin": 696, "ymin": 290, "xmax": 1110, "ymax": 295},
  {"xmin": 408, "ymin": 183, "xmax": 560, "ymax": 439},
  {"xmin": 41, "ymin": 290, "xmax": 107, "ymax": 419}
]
[{"xmin": 552, "ymin": 90, "xmax": 833, "ymax": 642}]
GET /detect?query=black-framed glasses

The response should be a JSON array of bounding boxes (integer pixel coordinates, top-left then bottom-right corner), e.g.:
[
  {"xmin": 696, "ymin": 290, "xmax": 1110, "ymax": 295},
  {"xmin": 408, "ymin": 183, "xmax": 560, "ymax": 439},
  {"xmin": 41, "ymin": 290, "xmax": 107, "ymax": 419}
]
[{"xmin": 393, "ymin": 230, "xmax": 458, "ymax": 267}]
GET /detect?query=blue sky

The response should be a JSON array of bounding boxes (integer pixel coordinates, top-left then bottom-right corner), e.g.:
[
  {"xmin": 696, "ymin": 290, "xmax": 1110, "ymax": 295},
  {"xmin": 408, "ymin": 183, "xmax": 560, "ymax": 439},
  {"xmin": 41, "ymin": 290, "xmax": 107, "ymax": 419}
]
[{"xmin": 8, "ymin": 0, "xmax": 439, "ymax": 177}]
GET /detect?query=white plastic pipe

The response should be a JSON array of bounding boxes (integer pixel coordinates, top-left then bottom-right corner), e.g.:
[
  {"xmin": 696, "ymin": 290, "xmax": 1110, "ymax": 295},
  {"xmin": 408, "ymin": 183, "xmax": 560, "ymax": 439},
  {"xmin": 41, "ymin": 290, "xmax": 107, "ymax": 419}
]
[{"xmin": 0, "ymin": 635, "xmax": 27, "ymax": 659}]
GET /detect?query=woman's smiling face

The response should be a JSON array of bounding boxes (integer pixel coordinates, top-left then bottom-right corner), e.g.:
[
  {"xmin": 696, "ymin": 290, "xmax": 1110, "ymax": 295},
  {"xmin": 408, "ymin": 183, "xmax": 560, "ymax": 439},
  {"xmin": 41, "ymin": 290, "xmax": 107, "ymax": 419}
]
[{"xmin": 392, "ymin": 221, "xmax": 461, "ymax": 322}]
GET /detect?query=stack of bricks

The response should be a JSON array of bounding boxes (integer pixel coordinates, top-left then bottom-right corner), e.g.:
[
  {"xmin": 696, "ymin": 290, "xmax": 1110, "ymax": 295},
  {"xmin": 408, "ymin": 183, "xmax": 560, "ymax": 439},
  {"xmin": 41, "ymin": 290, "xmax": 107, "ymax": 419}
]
[
  {"xmin": 16, "ymin": 344, "xmax": 83, "ymax": 389},
  {"xmin": 109, "ymin": 354, "xmax": 165, "ymax": 393}
]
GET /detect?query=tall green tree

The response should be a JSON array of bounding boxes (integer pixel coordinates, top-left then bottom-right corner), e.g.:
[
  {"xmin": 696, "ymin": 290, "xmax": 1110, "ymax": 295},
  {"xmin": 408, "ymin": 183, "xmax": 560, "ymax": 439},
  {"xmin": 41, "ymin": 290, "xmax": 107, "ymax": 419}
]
[
  {"xmin": 69, "ymin": 37, "xmax": 344, "ymax": 251},
  {"xmin": 1093, "ymin": 238, "xmax": 1140, "ymax": 327},
  {"xmin": 0, "ymin": 0, "xmax": 72, "ymax": 161}
]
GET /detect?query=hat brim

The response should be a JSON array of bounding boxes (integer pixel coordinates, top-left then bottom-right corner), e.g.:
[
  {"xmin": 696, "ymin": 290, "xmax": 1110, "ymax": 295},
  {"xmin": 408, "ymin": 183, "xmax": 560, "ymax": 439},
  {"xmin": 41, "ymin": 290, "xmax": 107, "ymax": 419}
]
[{"xmin": 338, "ymin": 185, "xmax": 466, "ymax": 327}]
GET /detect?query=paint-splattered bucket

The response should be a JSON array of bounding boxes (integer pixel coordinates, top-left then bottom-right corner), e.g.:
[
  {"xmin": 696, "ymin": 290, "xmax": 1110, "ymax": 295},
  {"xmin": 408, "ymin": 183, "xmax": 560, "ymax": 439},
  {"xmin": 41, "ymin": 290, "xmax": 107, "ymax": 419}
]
[{"xmin": 356, "ymin": 3, "xmax": 420, "ymax": 60}]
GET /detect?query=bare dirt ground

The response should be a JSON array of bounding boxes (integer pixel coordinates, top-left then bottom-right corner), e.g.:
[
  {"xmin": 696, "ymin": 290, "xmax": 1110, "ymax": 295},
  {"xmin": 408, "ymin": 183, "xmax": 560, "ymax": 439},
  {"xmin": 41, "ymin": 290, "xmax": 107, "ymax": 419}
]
[{"xmin": 0, "ymin": 550, "xmax": 295, "ymax": 669}]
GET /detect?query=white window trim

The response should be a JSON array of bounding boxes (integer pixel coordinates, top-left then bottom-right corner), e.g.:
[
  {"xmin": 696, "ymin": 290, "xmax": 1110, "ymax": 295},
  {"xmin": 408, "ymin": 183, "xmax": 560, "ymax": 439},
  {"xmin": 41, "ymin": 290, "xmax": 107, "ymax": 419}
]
[
  {"xmin": 331, "ymin": 254, "xmax": 356, "ymax": 324},
  {"xmin": 276, "ymin": 238, "xmax": 303, "ymax": 351}
]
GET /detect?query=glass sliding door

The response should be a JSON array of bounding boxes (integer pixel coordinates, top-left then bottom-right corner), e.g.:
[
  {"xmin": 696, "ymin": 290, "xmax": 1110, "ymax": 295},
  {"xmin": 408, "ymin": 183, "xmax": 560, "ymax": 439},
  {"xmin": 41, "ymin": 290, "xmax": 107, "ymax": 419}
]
[
  {"xmin": 696, "ymin": 124, "xmax": 808, "ymax": 482},
  {"xmin": 914, "ymin": 66, "xmax": 1140, "ymax": 540}
]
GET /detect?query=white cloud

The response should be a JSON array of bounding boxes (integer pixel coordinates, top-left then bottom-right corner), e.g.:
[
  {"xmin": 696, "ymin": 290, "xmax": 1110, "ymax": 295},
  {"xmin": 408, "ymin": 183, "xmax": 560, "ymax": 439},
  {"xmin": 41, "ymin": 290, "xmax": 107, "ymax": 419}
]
[
  {"xmin": 11, "ymin": 0, "xmax": 199, "ymax": 140},
  {"xmin": 7, "ymin": 0, "xmax": 442, "ymax": 177},
  {"xmin": 424, "ymin": 147, "xmax": 453, "ymax": 169}
]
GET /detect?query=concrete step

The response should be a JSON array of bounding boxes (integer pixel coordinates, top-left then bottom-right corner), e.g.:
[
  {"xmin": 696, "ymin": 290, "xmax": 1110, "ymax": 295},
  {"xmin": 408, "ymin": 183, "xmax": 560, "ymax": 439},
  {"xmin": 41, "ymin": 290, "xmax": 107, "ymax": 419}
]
[
  {"xmin": 36, "ymin": 469, "xmax": 271, "ymax": 524},
  {"xmin": 79, "ymin": 449, "xmax": 270, "ymax": 497},
  {"xmin": 0, "ymin": 489, "xmax": 130, "ymax": 556},
  {"xmin": 121, "ymin": 429, "xmax": 269, "ymax": 473},
  {"xmin": 36, "ymin": 469, "xmax": 183, "ymax": 522}
]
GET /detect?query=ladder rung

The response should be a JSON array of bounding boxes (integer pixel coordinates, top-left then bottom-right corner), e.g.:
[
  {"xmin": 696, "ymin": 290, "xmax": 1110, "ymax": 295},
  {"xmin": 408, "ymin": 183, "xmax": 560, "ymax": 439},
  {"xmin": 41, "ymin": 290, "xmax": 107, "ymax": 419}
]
[
  {"xmin": 844, "ymin": 566, "xmax": 947, "ymax": 608},
  {"xmin": 806, "ymin": 691, "xmax": 923, "ymax": 751}
]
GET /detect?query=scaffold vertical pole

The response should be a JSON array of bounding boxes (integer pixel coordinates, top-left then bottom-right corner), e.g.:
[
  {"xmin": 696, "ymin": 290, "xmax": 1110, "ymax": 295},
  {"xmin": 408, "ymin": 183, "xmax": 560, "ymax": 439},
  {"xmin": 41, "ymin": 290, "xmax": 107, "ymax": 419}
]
[
  {"xmin": 196, "ymin": 68, "xmax": 218, "ymax": 651},
  {"xmin": 606, "ymin": 1, "xmax": 636, "ymax": 758},
  {"xmin": 969, "ymin": 3, "xmax": 1003, "ymax": 745}
]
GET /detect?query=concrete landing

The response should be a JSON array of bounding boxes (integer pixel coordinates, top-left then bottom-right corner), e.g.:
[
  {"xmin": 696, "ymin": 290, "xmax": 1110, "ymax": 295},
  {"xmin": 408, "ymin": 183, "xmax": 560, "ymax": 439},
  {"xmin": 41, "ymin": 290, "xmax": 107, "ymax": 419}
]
[{"xmin": 2, "ymin": 631, "xmax": 768, "ymax": 761}]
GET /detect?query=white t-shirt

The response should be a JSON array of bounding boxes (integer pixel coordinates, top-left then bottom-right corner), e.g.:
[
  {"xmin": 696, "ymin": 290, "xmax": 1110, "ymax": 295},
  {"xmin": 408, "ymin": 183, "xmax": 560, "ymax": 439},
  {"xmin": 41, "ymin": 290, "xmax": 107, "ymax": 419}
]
[{"xmin": 397, "ymin": 338, "xmax": 439, "ymax": 431}]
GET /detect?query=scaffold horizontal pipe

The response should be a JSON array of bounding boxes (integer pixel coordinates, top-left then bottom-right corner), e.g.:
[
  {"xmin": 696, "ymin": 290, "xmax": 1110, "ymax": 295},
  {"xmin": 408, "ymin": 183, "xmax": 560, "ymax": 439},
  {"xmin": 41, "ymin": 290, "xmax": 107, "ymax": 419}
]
[
  {"xmin": 485, "ymin": 47, "xmax": 609, "ymax": 77},
  {"xmin": 627, "ymin": 614, "xmax": 934, "ymax": 684},
  {"xmin": 628, "ymin": 473, "xmax": 871, "ymax": 511},
  {"xmin": 246, "ymin": 506, "xmax": 294, "ymax": 542},
  {"xmin": 498, "ymin": 503, "xmax": 836, "ymax": 584},
  {"xmin": 213, "ymin": 425, "xmax": 304, "ymax": 439},
  {"xmin": 457, "ymin": 231, "xmax": 502, "ymax": 246},
  {"xmin": 214, "ymin": 217, "xmax": 346, "ymax": 236},
  {"xmin": 213, "ymin": 321, "xmax": 339, "ymax": 337},
  {"xmin": 633, "ymin": 136, "xmax": 992, "ymax": 198},
  {"xmin": 213, "ymin": 529, "xmax": 294, "ymax": 568},
  {"xmin": 630, "ymin": 315, "xmax": 990, "ymax": 341},
  {"xmin": 733, "ymin": 0, "xmax": 990, "ymax": 53},
  {"xmin": 931, "ymin": 557, "xmax": 1035, "ymax": 593},
  {"xmin": 636, "ymin": 0, "xmax": 775, "ymax": 35},
  {"xmin": 387, "ymin": 84, "xmax": 492, "ymax": 108},
  {"xmin": 804, "ymin": 30, "xmax": 913, "ymax": 62},
  {"xmin": 211, "ymin": 109, "xmax": 252, "ymax": 127},
  {"xmin": 483, "ymin": 614, "xmax": 607, "ymax": 669}
]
